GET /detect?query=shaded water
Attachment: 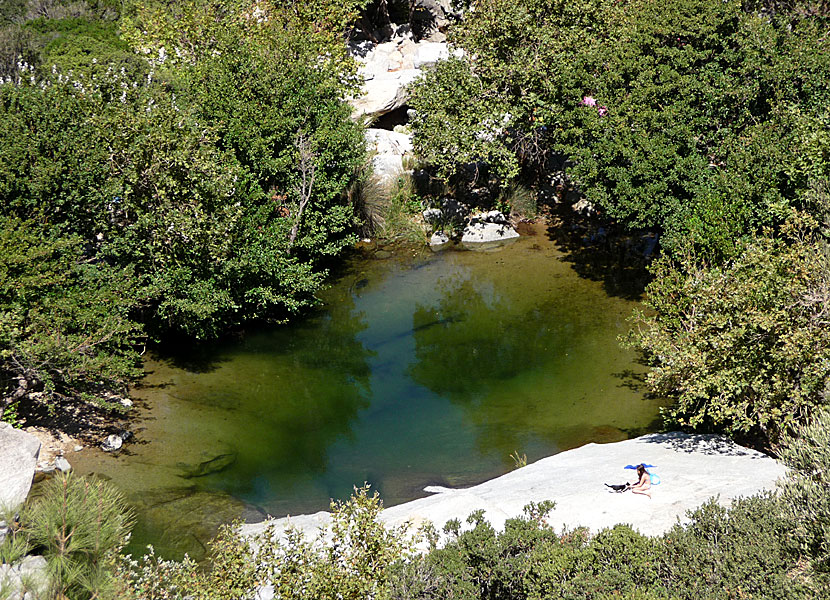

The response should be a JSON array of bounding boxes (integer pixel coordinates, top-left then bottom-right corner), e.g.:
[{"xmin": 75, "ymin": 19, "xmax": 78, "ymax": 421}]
[{"xmin": 74, "ymin": 223, "xmax": 661, "ymax": 560}]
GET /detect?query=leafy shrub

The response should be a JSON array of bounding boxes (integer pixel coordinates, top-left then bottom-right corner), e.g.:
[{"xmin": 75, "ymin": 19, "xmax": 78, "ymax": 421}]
[
  {"xmin": 118, "ymin": 484, "xmax": 412, "ymax": 600},
  {"xmin": 626, "ymin": 212, "xmax": 830, "ymax": 442},
  {"xmin": 658, "ymin": 494, "xmax": 803, "ymax": 599},
  {"xmin": 778, "ymin": 407, "xmax": 830, "ymax": 581},
  {"xmin": 0, "ymin": 219, "xmax": 144, "ymax": 423}
]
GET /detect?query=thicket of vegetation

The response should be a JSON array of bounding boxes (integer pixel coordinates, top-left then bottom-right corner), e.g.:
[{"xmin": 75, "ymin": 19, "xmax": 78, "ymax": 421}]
[{"xmin": 0, "ymin": 0, "xmax": 370, "ymax": 426}]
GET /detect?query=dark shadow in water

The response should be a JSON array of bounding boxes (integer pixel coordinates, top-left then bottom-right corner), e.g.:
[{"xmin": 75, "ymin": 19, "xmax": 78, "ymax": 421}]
[
  {"xmin": 611, "ymin": 368, "xmax": 649, "ymax": 394},
  {"xmin": 406, "ymin": 276, "xmax": 576, "ymax": 460},
  {"xmin": 183, "ymin": 289, "xmax": 377, "ymax": 504},
  {"xmin": 150, "ymin": 339, "xmax": 235, "ymax": 374},
  {"xmin": 408, "ymin": 277, "xmax": 544, "ymax": 401},
  {"xmin": 542, "ymin": 203, "xmax": 655, "ymax": 301}
]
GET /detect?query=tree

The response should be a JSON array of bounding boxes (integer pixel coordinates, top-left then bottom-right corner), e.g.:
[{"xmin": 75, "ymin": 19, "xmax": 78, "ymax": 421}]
[{"xmin": 409, "ymin": 0, "xmax": 830, "ymax": 256}]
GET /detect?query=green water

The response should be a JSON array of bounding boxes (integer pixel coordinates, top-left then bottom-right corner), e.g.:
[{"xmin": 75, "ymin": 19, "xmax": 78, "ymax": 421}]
[{"xmin": 74, "ymin": 223, "xmax": 661, "ymax": 560}]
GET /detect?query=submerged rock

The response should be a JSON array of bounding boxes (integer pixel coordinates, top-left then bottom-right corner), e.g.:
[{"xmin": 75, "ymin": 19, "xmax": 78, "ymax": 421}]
[
  {"xmin": 0, "ymin": 423, "xmax": 41, "ymax": 509},
  {"xmin": 177, "ymin": 452, "xmax": 238, "ymax": 479},
  {"xmin": 134, "ymin": 487, "xmax": 250, "ymax": 562}
]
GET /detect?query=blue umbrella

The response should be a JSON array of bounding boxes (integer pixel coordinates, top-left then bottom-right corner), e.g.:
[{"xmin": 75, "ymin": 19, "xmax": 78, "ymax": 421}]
[{"xmin": 625, "ymin": 464, "xmax": 661, "ymax": 485}]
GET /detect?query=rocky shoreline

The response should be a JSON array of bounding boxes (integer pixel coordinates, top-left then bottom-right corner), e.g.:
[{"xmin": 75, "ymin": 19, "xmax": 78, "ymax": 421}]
[{"xmin": 242, "ymin": 432, "xmax": 786, "ymax": 546}]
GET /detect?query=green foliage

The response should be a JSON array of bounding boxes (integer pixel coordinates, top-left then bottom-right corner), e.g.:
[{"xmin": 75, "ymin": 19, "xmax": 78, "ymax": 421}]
[
  {"xmin": 409, "ymin": 0, "xmax": 609, "ymax": 185},
  {"xmin": 0, "ymin": 218, "xmax": 144, "ymax": 421},
  {"xmin": 0, "ymin": 472, "xmax": 134, "ymax": 600},
  {"xmin": 410, "ymin": 0, "xmax": 829, "ymax": 256},
  {"xmin": 509, "ymin": 450, "xmax": 527, "ymax": 469},
  {"xmin": 0, "ymin": 0, "xmax": 367, "ymax": 356},
  {"xmin": 375, "ymin": 173, "xmax": 428, "ymax": 243},
  {"xmin": 626, "ymin": 212, "xmax": 830, "ymax": 441},
  {"xmin": 659, "ymin": 494, "xmax": 803, "ymax": 599},
  {"xmin": 778, "ymin": 407, "xmax": 830, "ymax": 579},
  {"xmin": 118, "ymin": 484, "xmax": 412, "ymax": 600}
]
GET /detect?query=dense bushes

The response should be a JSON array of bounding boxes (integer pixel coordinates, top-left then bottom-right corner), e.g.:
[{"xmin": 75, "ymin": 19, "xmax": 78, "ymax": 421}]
[
  {"xmin": 625, "ymin": 211, "xmax": 830, "ymax": 442},
  {"xmin": 0, "ymin": 0, "xmax": 369, "ymax": 424},
  {"xmin": 410, "ymin": 0, "xmax": 829, "ymax": 254},
  {"xmin": 409, "ymin": 0, "xmax": 830, "ymax": 441}
]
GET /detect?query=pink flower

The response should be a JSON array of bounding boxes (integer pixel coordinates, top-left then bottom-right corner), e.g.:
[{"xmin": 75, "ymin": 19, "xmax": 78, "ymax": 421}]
[
  {"xmin": 581, "ymin": 96, "xmax": 597, "ymax": 107},
  {"xmin": 597, "ymin": 106, "xmax": 608, "ymax": 117}
]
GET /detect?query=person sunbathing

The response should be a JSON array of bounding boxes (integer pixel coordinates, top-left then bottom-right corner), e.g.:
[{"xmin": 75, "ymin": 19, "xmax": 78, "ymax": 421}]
[{"xmin": 629, "ymin": 463, "xmax": 652, "ymax": 498}]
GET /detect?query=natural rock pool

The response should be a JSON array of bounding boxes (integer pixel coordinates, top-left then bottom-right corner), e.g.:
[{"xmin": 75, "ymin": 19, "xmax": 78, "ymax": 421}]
[{"xmin": 73, "ymin": 221, "xmax": 664, "ymax": 560}]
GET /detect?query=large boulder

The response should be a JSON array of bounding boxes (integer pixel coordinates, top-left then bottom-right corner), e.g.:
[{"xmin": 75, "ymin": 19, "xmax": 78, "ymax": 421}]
[
  {"xmin": 352, "ymin": 70, "xmax": 422, "ymax": 121},
  {"xmin": 350, "ymin": 38, "xmax": 458, "ymax": 121},
  {"xmin": 365, "ymin": 128, "xmax": 414, "ymax": 184},
  {"xmin": 0, "ymin": 423, "xmax": 41, "ymax": 510},
  {"xmin": 461, "ymin": 221, "xmax": 520, "ymax": 245}
]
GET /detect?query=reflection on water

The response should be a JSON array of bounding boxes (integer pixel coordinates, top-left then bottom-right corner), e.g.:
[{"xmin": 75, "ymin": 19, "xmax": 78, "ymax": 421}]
[{"xmin": 73, "ymin": 223, "xmax": 662, "ymax": 560}]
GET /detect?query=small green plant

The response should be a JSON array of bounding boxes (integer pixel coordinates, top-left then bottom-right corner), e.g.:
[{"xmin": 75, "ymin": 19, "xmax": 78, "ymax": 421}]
[
  {"xmin": 25, "ymin": 472, "xmax": 134, "ymax": 600},
  {"xmin": 499, "ymin": 182, "xmax": 536, "ymax": 218},
  {"xmin": 0, "ymin": 507, "xmax": 29, "ymax": 565},
  {"xmin": 376, "ymin": 172, "xmax": 428, "ymax": 243},
  {"xmin": 510, "ymin": 450, "xmax": 527, "ymax": 469},
  {"xmin": 401, "ymin": 152, "xmax": 419, "ymax": 171}
]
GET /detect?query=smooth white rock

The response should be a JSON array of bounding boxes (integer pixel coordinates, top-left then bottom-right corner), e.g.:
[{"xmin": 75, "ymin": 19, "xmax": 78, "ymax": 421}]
[
  {"xmin": 429, "ymin": 232, "xmax": 450, "ymax": 247},
  {"xmin": 0, "ymin": 423, "xmax": 41, "ymax": 510},
  {"xmin": 413, "ymin": 42, "xmax": 449, "ymax": 68},
  {"xmin": 54, "ymin": 456, "xmax": 72, "ymax": 473},
  {"xmin": 351, "ymin": 69, "xmax": 422, "ymax": 121},
  {"xmin": 242, "ymin": 432, "xmax": 786, "ymax": 545},
  {"xmin": 101, "ymin": 434, "xmax": 123, "ymax": 452},
  {"xmin": 461, "ymin": 221, "xmax": 520, "ymax": 244},
  {"xmin": 365, "ymin": 129, "xmax": 414, "ymax": 183}
]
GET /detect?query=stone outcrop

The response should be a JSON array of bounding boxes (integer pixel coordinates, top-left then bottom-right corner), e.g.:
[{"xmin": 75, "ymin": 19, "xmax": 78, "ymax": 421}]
[
  {"xmin": 349, "ymin": 31, "xmax": 460, "ymax": 122},
  {"xmin": 0, "ymin": 423, "xmax": 41, "ymax": 510},
  {"xmin": 461, "ymin": 212, "xmax": 520, "ymax": 246},
  {"xmin": 242, "ymin": 432, "xmax": 786, "ymax": 547},
  {"xmin": 365, "ymin": 128, "xmax": 414, "ymax": 185}
]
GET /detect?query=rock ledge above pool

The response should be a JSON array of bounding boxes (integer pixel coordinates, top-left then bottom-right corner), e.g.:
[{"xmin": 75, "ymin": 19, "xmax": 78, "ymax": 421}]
[{"xmin": 241, "ymin": 432, "xmax": 786, "ymax": 543}]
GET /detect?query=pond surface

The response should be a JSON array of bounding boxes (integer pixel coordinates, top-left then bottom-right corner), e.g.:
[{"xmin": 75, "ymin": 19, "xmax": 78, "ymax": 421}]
[{"xmin": 74, "ymin": 222, "xmax": 661, "ymax": 560}]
